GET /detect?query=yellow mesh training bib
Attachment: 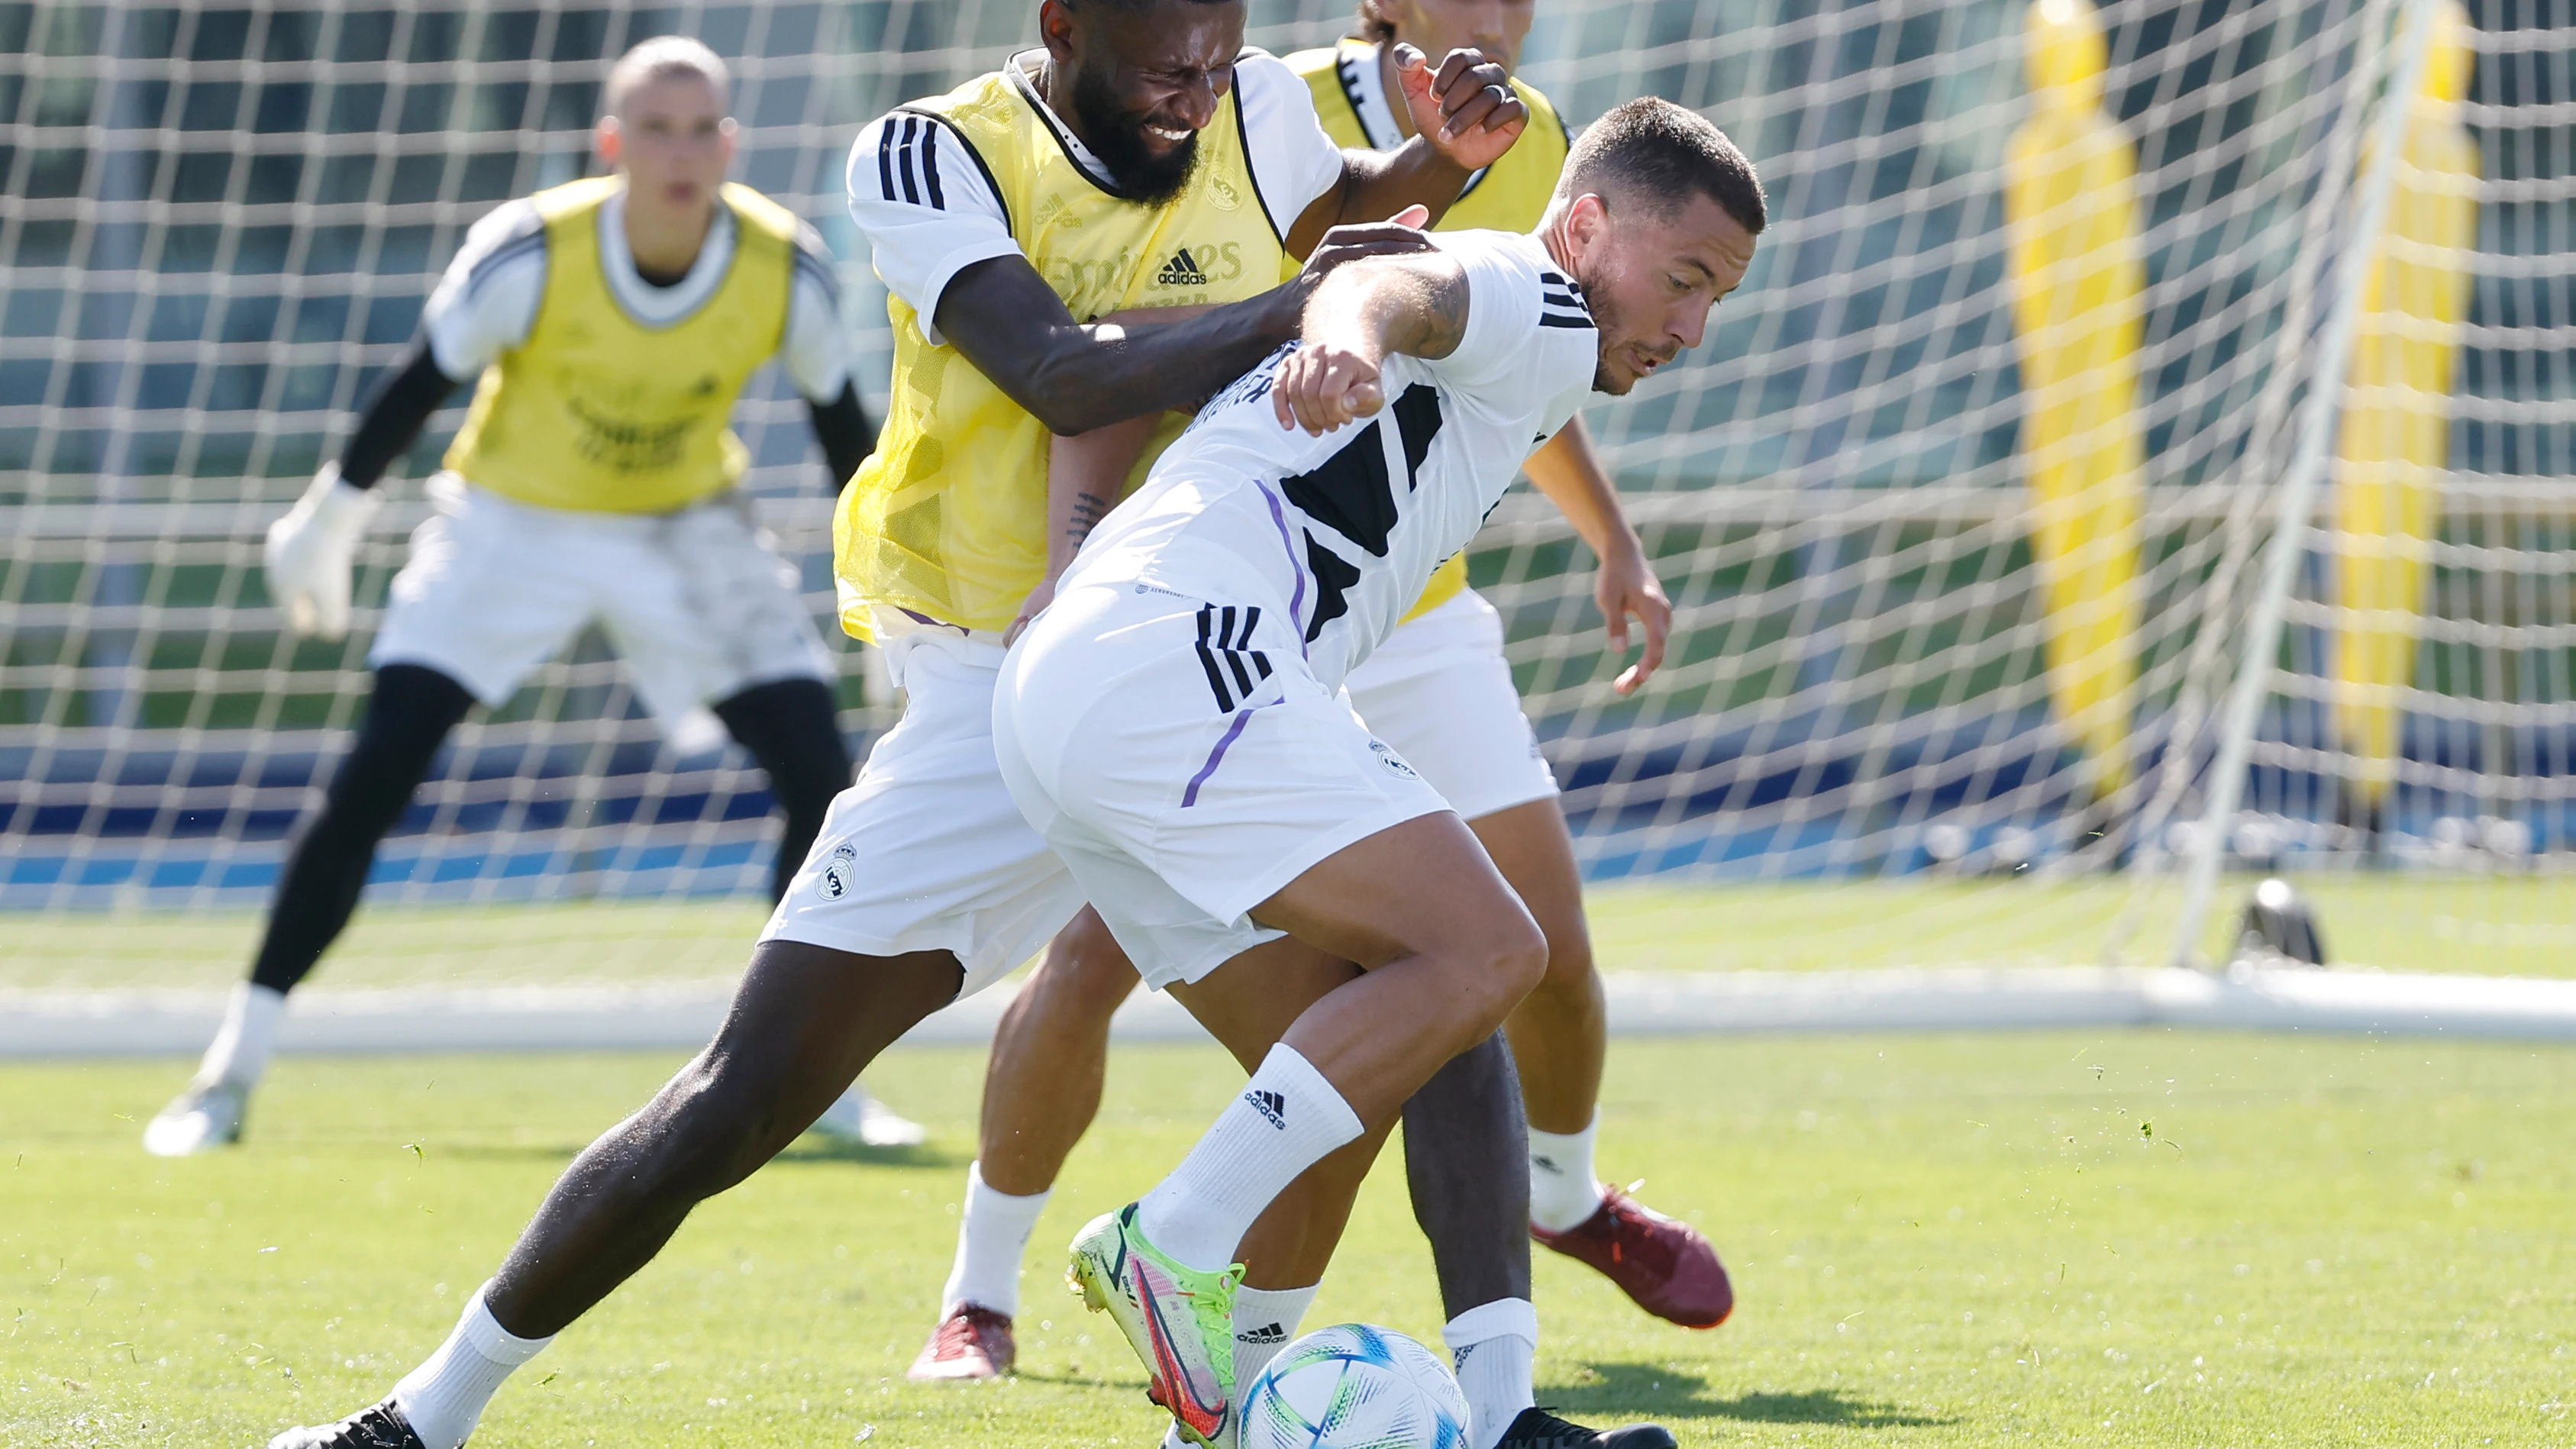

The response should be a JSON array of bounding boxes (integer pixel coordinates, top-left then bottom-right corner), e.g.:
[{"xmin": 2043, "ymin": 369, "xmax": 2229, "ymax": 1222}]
[
  {"xmin": 444, "ymin": 177, "xmax": 794, "ymax": 515},
  {"xmin": 1289, "ymin": 40, "xmax": 1572, "ymax": 620},
  {"xmin": 835, "ymin": 60, "xmax": 1296, "ymax": 638}
]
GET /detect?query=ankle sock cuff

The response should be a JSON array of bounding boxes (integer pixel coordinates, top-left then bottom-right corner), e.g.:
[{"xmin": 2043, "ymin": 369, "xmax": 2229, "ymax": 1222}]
[{"xmin": 1445, "ymin": 1296, "xmax": 1538, "ymax": 1350}]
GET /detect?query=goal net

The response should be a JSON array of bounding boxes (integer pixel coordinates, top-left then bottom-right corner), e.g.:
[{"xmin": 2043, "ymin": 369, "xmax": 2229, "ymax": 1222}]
[{"xmin": 4, "ymin": 0, "xmax": 2568, "ymax": 983}]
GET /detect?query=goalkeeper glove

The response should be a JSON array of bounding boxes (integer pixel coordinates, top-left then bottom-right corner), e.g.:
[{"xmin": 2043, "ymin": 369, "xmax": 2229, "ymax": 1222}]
[{"xmin": 264, "ymin": 463, "xmax": 380, "ymax": 641}]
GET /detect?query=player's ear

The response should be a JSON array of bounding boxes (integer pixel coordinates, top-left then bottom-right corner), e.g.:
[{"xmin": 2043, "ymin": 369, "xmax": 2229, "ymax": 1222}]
[
  {"xmin": 1038, "ymin": 0, "xmax": 1079, "ymax": 65},
  {"xmin": 718, "ymin": 115, "xmax": 740, "ymax": 167},
  {"xmin": 1566, "ymin": 192, "xmax": 1610, "ymax": 259}
]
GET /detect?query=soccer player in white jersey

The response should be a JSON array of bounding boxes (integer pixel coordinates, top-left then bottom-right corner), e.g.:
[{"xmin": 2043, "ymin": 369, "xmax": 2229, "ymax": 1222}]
[
  {"xmin": 913, "ymin": 2, "xmax": 1730, "ymax": 1395},
  {"xmin": 999, "ymin": 96, "xmax": 1764, "ymax": 1447},
  {"xmin": 140, "ymin": 37, "xmax": 924, "ymax": 1158}
]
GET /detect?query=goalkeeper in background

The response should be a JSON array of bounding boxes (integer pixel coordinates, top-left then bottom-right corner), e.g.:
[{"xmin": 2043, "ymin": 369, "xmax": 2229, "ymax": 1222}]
[{"xmin": 145, "ymin": 37, "xmax": 921, "ymax": 1157}]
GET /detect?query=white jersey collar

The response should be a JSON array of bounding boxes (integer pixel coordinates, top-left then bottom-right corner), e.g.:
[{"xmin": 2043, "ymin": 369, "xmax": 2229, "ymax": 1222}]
[
  {"xmin": 596, "ymin": 184, "xmax": 740, "ymax": 329},
  {"xmin": 1007, "ymin": 50, "xmax": 1125, "ymax": 198}
]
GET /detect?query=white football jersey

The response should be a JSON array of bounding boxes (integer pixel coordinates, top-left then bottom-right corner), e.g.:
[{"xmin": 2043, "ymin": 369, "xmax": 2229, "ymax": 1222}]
[{"xmin": 1060, "ymin": 228, "xmax": 1597, "ymax": 689}]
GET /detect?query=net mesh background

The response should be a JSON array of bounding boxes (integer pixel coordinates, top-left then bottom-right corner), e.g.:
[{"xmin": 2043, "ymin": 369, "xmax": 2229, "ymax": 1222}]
[{"xmin": 3, "ymin": 0, "xmax": 2569, "ymax": 967}]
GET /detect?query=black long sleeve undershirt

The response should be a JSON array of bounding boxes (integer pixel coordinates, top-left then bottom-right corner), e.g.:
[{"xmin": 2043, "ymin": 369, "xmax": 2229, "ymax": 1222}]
[
  {"xmin": 337, "ymin": 337, "xmax": 463, "ymax": 490},
  {"xmin": 807, "ymin": 380, "xmax": 876, "ymax": 491},
  {"xmin": 341, "ymin": 338, "xmax": 873, "ymax": 495}
]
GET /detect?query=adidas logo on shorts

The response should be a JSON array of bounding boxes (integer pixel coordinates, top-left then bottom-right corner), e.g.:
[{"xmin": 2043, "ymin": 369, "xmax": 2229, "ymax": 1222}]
[
  {"xmin": 1157, "ymin": 248, "xmax": 1209, "ymax": 287},
  {"xmin": 1238, "ymin": 1322, "xmax": 1288, "ymax": 1344},
  {"xmin": 1245, "ymin": 1088, "xmax": 1288, "ymax": 1129}
]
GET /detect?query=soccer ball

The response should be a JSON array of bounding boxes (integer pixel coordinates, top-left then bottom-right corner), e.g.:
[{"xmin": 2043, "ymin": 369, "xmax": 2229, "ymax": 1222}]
[{"xmin": 1236, "ymin": 1323, "xmax": 1470, "ymax": 1449}]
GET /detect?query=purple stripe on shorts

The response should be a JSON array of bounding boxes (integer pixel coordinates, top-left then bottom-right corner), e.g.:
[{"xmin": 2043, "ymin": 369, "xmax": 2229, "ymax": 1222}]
[
  {"xmin": 1180, "ymin": 706, "xmax": 1257, "ymax": 808},
  {"xmin": 1255, "ymin": 481, "xmax": 1309, "ymax": 658}
]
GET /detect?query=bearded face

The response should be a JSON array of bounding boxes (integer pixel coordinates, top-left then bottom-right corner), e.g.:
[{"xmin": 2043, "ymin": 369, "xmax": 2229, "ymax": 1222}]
[{"xmin": 1067, "ymin": 56, "xmax": 1205, "ymax": 206}]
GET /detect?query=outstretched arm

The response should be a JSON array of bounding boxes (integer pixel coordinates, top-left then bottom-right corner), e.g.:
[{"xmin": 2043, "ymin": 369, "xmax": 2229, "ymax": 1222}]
[
  {"xmin": 1269, "ymin": 251, "xmax": 1471, "ymax": 435},
  {"xmin": 934, "ymin": 218, "xmax": 1433, "ymax": 438},
  {"xmin": 1522, "ymin": 416, "xmax": 1671, "ymax": 694},
  {"xmin": 1285, "ymin": 46, "xmax": 1528, "ymax": 259}
]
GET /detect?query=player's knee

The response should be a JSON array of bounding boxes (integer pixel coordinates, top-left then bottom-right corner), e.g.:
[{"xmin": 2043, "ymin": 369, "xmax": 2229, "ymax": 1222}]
[
  {"xmin": 1442, "ymin": 905, "xmax": 1546, "ymax": 1029},
  {"xmin": 1030, "ymin": 912, "xmax": 1141, "ymax": 1021},
  {"xmin": 1534, "ymin": 917, "xmax": 1597, "ymax": 999}
]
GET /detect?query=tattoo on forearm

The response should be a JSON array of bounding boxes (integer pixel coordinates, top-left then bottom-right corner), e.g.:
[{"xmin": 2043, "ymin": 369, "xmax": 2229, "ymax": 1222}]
[{"xmin": 1067, "ymin": 492, "xmax": 1112, "ymax": 543}]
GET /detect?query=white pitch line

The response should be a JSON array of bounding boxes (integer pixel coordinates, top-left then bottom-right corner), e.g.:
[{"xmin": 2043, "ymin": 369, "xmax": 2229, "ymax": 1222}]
[{"xmin": 6, "ymin": 966, "xmax": 2576, "ymax": 1059}]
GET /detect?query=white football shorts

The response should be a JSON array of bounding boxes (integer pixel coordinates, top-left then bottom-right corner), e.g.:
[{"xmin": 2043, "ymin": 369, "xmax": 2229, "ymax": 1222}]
[
  {"xmin": 371, "ymin": 476, "xmax": 836, "ymax": 731},
  {"xmin": 993, "ymin": 582, "xmax": 1453, "ymax": 992},
  {"xmin": 761, "ymin": 624, "xmax": 1085, "ymax": 1001},
  {"xmin": 1344, "ymin": 588, "xmax": 1558, "ymax": 823}
]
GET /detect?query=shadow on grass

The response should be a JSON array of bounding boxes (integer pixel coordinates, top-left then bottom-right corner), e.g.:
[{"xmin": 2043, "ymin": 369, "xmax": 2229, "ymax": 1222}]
[
  {"xmin": 1549, "ymin": 1363, "xmax": 1952, "ymax": 1428},
  {"xmin": 429, "ymin": 1138, "xmax": 961, "ymax": 1170},
  {"xmin": 770, "ymin": 1137, "xmax": 962, "ymax": 1169}
]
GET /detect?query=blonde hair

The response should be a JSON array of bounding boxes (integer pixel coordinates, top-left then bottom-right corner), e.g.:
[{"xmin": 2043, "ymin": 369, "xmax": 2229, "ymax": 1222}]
[{"xmin": 604, "ymin": 35, "xmax": 731, "ymax": 118}]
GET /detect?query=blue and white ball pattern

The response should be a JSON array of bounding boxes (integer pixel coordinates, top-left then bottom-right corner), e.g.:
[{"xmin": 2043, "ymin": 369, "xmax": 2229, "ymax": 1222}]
[{"xmin": 1237, "ymin": 1324, "xmax": 1471, "ymax": 1449}]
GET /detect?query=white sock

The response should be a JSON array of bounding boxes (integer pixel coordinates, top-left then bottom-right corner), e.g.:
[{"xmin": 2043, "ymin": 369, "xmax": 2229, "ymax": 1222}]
[
  {"xmin": 1157, "ymin": 1280, "xmax": 1319, "ymax": 1449},
  {"xmin": 1446, "ymin": 1298, "xmax": 1538, "ymax": 1449},
  {"xmin": 197, "ymin": 983, "xmax": 286, "ymax": 1088},
  {"xmin": 941, "ymin": 1161, "xmax": 1050, "ymax": 1318},
  {"xmin": 390, "ymin": 1285, "xmax": 553, "ymax": 1449},
  {"xmin": 1232, "ymin": 1282, "xmax": 1320, "ymax": 1390},
  {"xmin": 1136, "ymin": 1044, "xmax": 1362, "ymax": 1272},
  {"xmin": 1525, "ymin": 1121, "xmax": 1606, "ymax": 1234}
]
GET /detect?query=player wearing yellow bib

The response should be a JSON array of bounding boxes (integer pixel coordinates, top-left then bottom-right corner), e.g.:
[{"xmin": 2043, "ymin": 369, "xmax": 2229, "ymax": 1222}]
[
  {"xmin": 264, "ymin": 6, "xmax": 1570, "ymax": 1449},
  {"xmin": 145, "ymin": 39, "xmax": 926, "ymax": 1162},
  {"xmin": 915, "ymin": 5, "xmax": 1727, "ymax": 1409}
]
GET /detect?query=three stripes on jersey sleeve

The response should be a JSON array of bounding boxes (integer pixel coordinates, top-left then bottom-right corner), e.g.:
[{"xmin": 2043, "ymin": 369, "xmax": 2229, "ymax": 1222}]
[
  {"xmin": 1538, "ymin": 268, "xmax": 1595, "ymax": 330},
  {"xmin": 877, "ymin": 114, "xmax": 947, "ymax": 208}
]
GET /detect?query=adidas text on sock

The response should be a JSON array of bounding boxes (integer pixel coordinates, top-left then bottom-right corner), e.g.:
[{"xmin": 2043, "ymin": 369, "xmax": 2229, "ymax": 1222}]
[
  {"xmin": 1232, "ymin": 1282, "xmax": 1321, "ymax": 1393},
  {"xmin": 1136, "ymin": 1043, "xmax": 1363, "ymax": 1273}
]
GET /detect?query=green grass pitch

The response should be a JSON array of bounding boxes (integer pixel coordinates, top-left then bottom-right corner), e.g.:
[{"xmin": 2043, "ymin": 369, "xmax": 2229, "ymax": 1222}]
[{"xmin": 5, "ymin": 1032, "xmax": 2571, "ymax": 1447}]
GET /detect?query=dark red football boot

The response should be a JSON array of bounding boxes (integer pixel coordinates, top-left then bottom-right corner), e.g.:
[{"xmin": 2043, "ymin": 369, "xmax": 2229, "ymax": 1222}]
[
  {"xmin": 1532, "ymin": 1186, "xmax": 1733, "ymax": 1329},
  {"xmin": 908, "ymin": 1303, "xmax": 1017, "ymax": 1380}
]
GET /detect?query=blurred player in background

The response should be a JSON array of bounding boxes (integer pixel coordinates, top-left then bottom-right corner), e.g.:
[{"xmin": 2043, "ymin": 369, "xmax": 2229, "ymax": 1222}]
[
  {"xmin": 263, "ymin": 4, "xmax": 1551, "ymax": 1447},
  {"xmin": 1007, "ymin": 94, "xmax": 1765, "ymax": 1449},
  {"xmin": 144, "ymin": 36, "xmax": 925, "ymax": 1159},
  {"xmin": 911, "ymin": 0, "xmax": 1729, "ymax": 1403}
]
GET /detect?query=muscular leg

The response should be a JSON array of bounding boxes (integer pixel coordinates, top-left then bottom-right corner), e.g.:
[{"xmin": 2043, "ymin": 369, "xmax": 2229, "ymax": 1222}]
[
  {"xmin": 1474, "ymin": 799, "xmax": 1604, "ymax": 1136},
  {"xmin": 1471, "ymin": 804, "xmax": 1732, "ymax": 1333},
  {"xmin": 1141, "ymin": 810, "xmax": 1546, "ymax": 1279},
  {"xmin": 978, "ymin": 908, "xmax": 1138, "ymax": 1194},
  {"xmin": 269, "ymin": 940, "xmax": 962, "ymax": 1449},
  {"xmin": 1403, "ymin": 1031, "xmax": 1531, "ymax": 1316},
  {"xmin": 486, "ymin": 940, "xmax": 960, "ymax": 1337},
  {"xmin": 709, "ymin": 676, "xmax": 854, "ymax": 906}
]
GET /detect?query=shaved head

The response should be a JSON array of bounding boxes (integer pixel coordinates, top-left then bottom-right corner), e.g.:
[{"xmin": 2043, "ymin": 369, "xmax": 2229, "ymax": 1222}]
[
  {"xmin": 1561, "ymin": 97, "xmax": 1766, "ymax": 236},
  {"xmin": 605, "ymin": 35, "xmax": 731, "ymax": 120}
]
